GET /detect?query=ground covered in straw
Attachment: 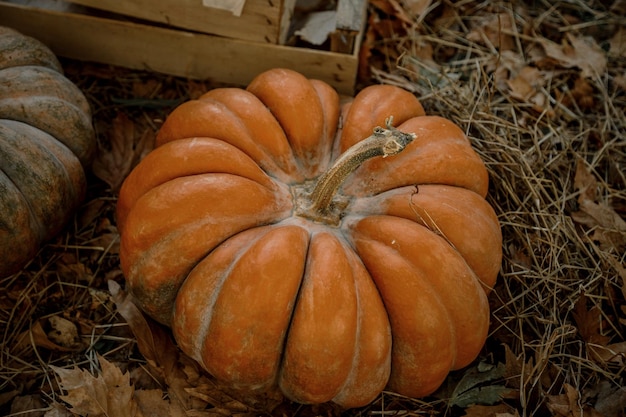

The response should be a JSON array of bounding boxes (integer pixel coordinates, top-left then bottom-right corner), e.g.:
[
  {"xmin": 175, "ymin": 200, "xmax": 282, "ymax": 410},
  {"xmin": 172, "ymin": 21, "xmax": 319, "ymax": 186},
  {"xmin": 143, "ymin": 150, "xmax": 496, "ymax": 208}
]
[{"xmin": 1, "ymin": 0, "xmax": 625, "ymax": 416}]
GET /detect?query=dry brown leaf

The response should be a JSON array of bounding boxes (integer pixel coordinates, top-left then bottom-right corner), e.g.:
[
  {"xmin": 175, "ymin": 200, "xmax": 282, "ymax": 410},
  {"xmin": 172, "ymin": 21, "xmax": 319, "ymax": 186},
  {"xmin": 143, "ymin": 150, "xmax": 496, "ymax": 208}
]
[
  {"xmin": 14, "ymin": 320, "xmax": 77, "ymax": 353},
  {"xmin": 51, "ymin": 354, "xmax": 137, "ymax": 417},
  {"xmin": 92, "ymin": 113, "xmax": 155, "ymax": 192},
  {"xmin": 568, "ymin": 77, "xmax": 595, "ymax": 110},
  {"xmin": 47, "ymin": 316, "xmax": 84, "ymax": 350},
  {"xmin": 593, "ymin": 381, "xmax": 626, "ymax": 417},
  {"xmin": 43, "ymin": 401, "xmax": 75, "ymax": 417},
  {"xmin": 92, "ymin": 113, "xmax": 135, "ymax": 192},
  {"xmin": 467, "ymin": 13, "xmax": 516, "ymax": 51},
  {"xmin": 589, "ymin": 341, "xmax": 626, "ymax": 365},
  {"xmin": 574, "ymin": 160, "xmax": 597, "ymax": 201},
  {"xmin": 400, "ymin": 0, "xmax": 433, "ymax": 18},
  {"xmin": 51, "ymin": 355, "xmax": 184, "ymax": 417},
  {"xmin": 134, "ymin": 390, "xmax": 181, "ymax": 417},
  {"xmin": 606, "ymin": 255, "xmax": 626, "ymax": 301},
  {"xmin": 614, "ymin": 72, "xmax": 626, "ymax": 92},
  {"xmin": 506, "ymin": 66, "xmax": 553, "ymax": 115},
  {"xmin": 573, "ymin": 199, "xmax": 626, "ymax": 250},
  {"xmin": 547, "ymin": 384, "xmax": 604, "ymax": 417},
  {"xmin": 502, "ymin": 344, "xmax": 525, "ymax": 389},
  {"xmin": 572, "ymin": 295, "xmax": 611, "ymax": 347},
  {"xmin": 535, "ymin": 33, "xmax": 607, "ymax": 78},
  {"xmin": 609, "ymin": 26, "xmax": 626, "ymax": 58},
  {"xmin": 572, "ymin": 160, "xmax": 626, "ymax": 251},
  {"xmin": 491, "ymin": 50, "xmax": 525, "ymax": 91},
  {"xmin": 0, "ymin": 390, "xmax": 19, "ymax": 408},
  {"xmin": 10, "ymin": 395, "xmax": 47, "ymax": 417},
  {"xmin": 571, "ymin": 294, "xmax": 618, "ymax": 366}
]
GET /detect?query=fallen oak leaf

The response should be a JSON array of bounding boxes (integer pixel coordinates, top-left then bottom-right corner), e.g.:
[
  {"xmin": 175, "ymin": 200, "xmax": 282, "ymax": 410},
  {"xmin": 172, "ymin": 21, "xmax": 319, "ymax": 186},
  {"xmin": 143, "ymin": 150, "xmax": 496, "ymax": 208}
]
[{"xmin": 51, "ymin": 354, "xmax": 138, "ymax": 417}]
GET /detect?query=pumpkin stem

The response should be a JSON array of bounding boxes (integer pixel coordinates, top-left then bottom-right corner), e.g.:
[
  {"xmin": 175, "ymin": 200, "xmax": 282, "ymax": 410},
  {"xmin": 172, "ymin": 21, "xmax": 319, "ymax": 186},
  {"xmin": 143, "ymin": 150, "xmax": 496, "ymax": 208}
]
[{"xmin": 300, "ymin": 117, "xmax": 416, "ymax": 224}]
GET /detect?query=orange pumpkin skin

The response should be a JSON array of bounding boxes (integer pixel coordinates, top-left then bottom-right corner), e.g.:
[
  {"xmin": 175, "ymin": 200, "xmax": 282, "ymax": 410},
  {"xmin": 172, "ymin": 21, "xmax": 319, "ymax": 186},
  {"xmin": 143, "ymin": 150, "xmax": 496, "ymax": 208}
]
[
  {"xmin": 117, "ymin": 68, "xmax": 502, "ymax": 408},
  {"xmin": 0, "ymin": 27, "xmax": 95, "ymax": 277}
]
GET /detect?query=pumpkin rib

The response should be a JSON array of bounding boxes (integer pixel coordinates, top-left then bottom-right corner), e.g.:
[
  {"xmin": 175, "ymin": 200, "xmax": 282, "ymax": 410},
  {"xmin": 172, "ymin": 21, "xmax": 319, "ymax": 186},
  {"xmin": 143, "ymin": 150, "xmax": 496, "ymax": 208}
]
[
  {"xmin": 116, "ymin": 137, "xmax": 278, "ymax": 230},
  {"xmin": 246, "ymin": 68, "xmax": 329, "ymax": 177},
  {"xmin": 0, "ymin": 120, "xmax": 85, "ymax": 242},
  {"xmin": 279, "ymin": 231, "xmax": 360, "ymax": 404},
  {"xmin": 156, "ymin": 98, "xmax": 294, "ymax": 183},
  {"xmin": 173, "ymin": 226, "xmax": 272, "ymax": 362},
  {"xmin": 349, "ymin": 184, "xmax": 502, "ymax": 290},
  {"xmin": 330, "ymin": 240, "xmax": 392, "ymax": 408},
  {"xmin": 350, "ymin": 232, "xmax": 457, "ymax": 397},
  {"xmin": 343, "ymin": 116, "xmax": 490, "ymax": 198},
  {"xmin": 0, "ymin": 27, "xmax": 62, "ymax": 72},
  {"xmin": 121, "ymin": 174, "xmax": 293, "ymax": 324},
  {"xmin": 192, "ymin": 225, "xmax": 309, "ymax": 391},
  {"xmin": 337, "ymin": 84, "xmax": 426, "ymax": 154},
  {"xmin": 198, "ymin": 88, "xmax": 303, "ymax": 179},
  {"xmin": 347, "ymin": 215, "xmax": 490, "ymax": 371},
  {"xmin": 0, "ymin": 97, "xmax": 95, "ymax": 166},
  {"xmin": 173, "ymin": 226, "xmax": 305, "ymax": 364},
  {"xmin": 0, "ymin": 66, "xmax": 92, "ymax": 116},
  {"xmin": 0, "ymin": 170, "xmax": 39, "ymax": 276}
]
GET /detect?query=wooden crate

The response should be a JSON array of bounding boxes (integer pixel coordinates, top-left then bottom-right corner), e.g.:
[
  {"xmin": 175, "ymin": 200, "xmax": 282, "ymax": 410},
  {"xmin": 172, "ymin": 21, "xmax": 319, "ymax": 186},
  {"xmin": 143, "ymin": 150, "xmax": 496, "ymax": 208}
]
[{"xmin": 0, "ymin": 0, "xmax": 367, "ymax": 94}]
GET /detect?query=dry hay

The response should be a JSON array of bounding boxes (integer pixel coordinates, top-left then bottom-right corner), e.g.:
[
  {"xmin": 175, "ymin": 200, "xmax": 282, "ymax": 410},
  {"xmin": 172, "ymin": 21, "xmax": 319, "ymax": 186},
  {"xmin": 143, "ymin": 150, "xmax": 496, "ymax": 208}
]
[{"xmin": 1, "ymin": 0, "xmax": 625, "ymax": 416}]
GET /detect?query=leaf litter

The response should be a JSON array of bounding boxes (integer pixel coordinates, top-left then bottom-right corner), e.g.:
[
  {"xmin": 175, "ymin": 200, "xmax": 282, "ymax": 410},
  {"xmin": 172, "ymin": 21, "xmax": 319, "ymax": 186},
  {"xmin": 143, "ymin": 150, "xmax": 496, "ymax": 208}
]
[{"xmin": 1, "ymin": 0, "xmax": 625, "ymax": 416}]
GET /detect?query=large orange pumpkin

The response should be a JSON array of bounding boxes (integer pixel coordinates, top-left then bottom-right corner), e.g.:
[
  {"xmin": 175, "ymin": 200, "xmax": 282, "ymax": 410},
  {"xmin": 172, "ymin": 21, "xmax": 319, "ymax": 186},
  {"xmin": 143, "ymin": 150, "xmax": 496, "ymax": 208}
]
[
  {"xmin": 117, "ymin": 68, "xmax": 502, "ymax": 408},
  {"xmin": 0, "ymin": 27, "xmax": 95, "ymax": 278}
]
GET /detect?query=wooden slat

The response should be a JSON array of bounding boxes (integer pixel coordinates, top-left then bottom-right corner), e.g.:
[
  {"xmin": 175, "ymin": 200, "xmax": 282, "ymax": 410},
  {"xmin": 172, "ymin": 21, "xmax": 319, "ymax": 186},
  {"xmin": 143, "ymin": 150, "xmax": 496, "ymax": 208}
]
[
  {"xmin": 0, "ymin": 2, "xmax": 359, "ymax": 94},
  {"xmin": 63, "ymin": 0, "xmax": 287, "ymax": 44}
]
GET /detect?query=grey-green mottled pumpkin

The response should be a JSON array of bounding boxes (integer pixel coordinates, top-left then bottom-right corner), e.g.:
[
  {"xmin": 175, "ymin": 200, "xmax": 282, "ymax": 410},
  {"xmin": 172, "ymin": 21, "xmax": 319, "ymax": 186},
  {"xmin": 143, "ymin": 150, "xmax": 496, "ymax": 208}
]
[{"xmin": 0, "ymin": 26, "xmax": 96, "ymax": 277}]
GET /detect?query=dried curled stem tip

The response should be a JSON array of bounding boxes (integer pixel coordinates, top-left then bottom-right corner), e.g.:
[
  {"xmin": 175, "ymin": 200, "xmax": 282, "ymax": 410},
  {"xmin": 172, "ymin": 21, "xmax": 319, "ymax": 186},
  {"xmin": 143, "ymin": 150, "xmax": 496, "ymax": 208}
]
[
  {"xmin": 304, "ymin": 116, "xmax": 417, "ymax": 220},
  {"xmin": 378, "ymin": 117, "xmax": 417, "ymax": 157}
]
